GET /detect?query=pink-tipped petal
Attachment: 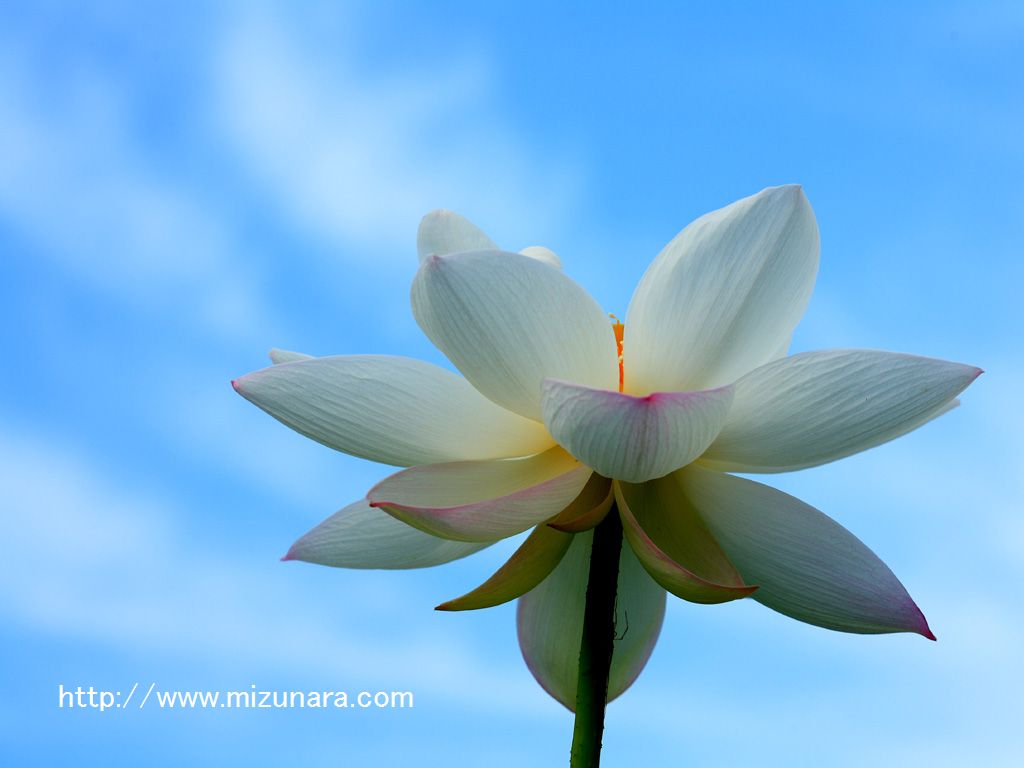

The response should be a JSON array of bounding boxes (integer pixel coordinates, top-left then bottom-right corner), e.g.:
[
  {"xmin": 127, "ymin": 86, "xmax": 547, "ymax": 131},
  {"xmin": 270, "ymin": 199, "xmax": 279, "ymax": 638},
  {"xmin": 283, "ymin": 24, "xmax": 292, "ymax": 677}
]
[
  {"xmin": 679, "ymin": 465, "xmax": 935, "ymax": 637},
  {"xmin": 701, "ymin": 350, "xmax": 983, "ymax": 473},
  {"xmin": 517, "ymin": 531, "xmax": 666, "ymax": 710},
  {"xmin": 368, "ymin": 447, "xmax": 592, "ymax": 542},
  {"xmin": 541, "ymin": 379, "xmax": 734, "ymax": 483}
]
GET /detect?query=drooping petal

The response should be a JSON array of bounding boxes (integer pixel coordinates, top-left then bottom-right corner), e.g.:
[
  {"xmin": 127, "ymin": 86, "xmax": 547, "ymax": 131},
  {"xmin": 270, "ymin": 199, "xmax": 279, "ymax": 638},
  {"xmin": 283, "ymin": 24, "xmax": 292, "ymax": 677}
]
[
  {"xmin": 436, "ymin": 524, "xmax": 573, "ymax": 611},
  {"xmin": 368, "ymin": 447, "xmax": 592, "ymax": 542},
  {"xmin": 700, "ymin": 350, "xmax": 983, "ymax": 473},
  {"xmin": 517, "ymin": 531, "xmax": 667, "ymax": 710},
  {"xmin": 232, "ymin": 355, "xmax": 553, "ymax": 467},
  {"xmin": 269, "ymin": 348, "xmax": 313, "ymax": 364},
  {"xmin": 283, "ymin": 499, "xmax": 491, "ymax": 569},
  {"xmin": 678, "ymin": 465, "xmax": 935, "ymax": 637},
  {"xmin": 548, "ymin": 473, "xmax": 613, "ymax": 533},
  {"xmin": 417, "ymin": 210, "xmax": 497, "ymax": 261},
  {"xmin": 412, "ymin": 250, "xmax": 619, "ymax": 420},
  {"xmin": 614, "ymin": 480, "xmax": 756, "ymax": 604},
  {"xmin": 520, "ymin": 245, "xmax": 562, "ymax": 269},
  {"xmin": 625, "ymin": 185, "xmax": 820, "ymax": 395},
  {"xmin": 541, "ymin": 379, "xmax": 734, "ymax": 483}
]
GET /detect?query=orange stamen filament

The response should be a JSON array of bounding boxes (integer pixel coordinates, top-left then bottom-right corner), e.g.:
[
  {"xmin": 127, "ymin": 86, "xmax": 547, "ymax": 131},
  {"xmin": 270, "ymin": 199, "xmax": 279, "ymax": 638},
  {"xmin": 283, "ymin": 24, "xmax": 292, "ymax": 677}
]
[{"xmin": 610, "ymin": 314, "xmax": 625, "ymax": 393}]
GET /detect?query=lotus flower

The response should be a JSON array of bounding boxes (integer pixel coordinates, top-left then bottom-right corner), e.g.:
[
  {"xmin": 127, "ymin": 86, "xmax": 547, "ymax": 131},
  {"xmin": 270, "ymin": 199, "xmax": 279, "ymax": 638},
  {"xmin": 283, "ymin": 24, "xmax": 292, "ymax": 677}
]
[{"xmin": 233, "ymin": 186, "xmax": 980, "ymax": 710}]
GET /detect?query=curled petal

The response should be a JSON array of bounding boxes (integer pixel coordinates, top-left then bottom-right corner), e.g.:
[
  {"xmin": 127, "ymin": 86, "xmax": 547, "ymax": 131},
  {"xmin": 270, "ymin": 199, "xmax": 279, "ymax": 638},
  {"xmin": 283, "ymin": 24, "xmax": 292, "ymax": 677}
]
[
  {"xmin": 284, "ymin": 499, "xmax": 490, "ymax": 569},
  {"xmin": 548, "ymin": 474, "xmax": 613, "ymax": 533},
  {"xmin": 625, "ymin": 185, "xmax": 819, "ymax": 394},
  {"xmin": 233, "ymin": 355, "xmax": 552, "ymax": 467},
  {"xmin": 412, "ymin": 250, "xmax": 618, "ymax": 420},
  {"xmin": 614, "ymin": 480, "xmax": 756, "ymax": 604},
  {"xmin": 679, "ymin": 465, "xmax": 935, "ymax": 637},
  {"xmin": 435, "ymin": 524, "xmax": 573, "ymax": 611},
  {"xmin": 368, "ymin": 447, "xmax": 592, "ymax": 542},
  {"xmin": 517, "ymin": 531, "xmax": 667, "ymax": 710},
  {"xmin": 417, "ymin": 210, "xmax": 497, "ymax": 261},
  {"xmin": 700, "ymin": 350, "xmax": 983, "ymax": 473},
  {"xmin": 541, "ymin": 379, "xmax": 733, "ymax": 483}
]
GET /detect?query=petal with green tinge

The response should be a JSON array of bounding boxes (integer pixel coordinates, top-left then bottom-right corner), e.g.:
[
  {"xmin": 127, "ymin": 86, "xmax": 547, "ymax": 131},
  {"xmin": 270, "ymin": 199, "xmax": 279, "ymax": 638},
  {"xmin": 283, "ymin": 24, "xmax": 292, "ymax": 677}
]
[
  {"xmin": 614, "ymin": 480, "xmax": 756, "ymax": 605},
  {"xmin": 548, "ymin": 473, "xmax": 613, "ymax": 533},
  {"xmin": 436, "ymin": 525, "xmax": 573, "ymax": 611}
]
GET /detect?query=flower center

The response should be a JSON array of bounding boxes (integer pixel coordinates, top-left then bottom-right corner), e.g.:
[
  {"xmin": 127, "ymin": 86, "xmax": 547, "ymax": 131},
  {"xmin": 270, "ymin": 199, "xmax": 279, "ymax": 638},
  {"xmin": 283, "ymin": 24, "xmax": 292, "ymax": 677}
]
[{"xmin": 610, "ymin": 314, "xmax": 624, "ymax": 393}]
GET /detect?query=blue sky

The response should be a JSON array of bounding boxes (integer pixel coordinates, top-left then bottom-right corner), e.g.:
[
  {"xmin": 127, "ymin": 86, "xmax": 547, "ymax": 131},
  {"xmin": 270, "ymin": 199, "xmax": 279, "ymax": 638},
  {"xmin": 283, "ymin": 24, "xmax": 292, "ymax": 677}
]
[{"xmin": 2, "ymin": 1, "xmax": 1022, "ymax": 765}]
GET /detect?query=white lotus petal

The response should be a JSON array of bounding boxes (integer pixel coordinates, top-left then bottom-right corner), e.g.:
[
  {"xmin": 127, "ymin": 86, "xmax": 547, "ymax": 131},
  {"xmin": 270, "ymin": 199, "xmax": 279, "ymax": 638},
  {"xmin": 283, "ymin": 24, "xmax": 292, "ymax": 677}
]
[
  {"xmin": 412, "ymin": 250, "xmax": 619, "ymax": 420},
  {"xmin": 517, "ymin": 530, "xmax": 667, "ymax": 710},
  {"xmin": 520, "ymin": 245, "xmax": 562, "ymax": 269},
  {"xmin": 541, "ymin": 379, "xmax": 733, "ymax": 482},
  {"xmin": 368, "ymin": 447, "xmax": 592, "ymax": 542},
  {"xmin": 233, "ymin": 355, "xmax": 553, "ymax": 467},
  {"xmin": 625, "ymin": 185, "xmax": 820, "ymax": 394},
  {"xmin": 700, "ymin": 350, "xmax": 982, "ymax": 473},
  {"xmin": 679, "ymin": 465, "xmax": 934, "ymax": 637},
  {"xmin": 768, "ymin": 334, "xmax": 792, "ymax": 362},
  {"xmin": 417, "ymin": 210, "xmax": 497, "ymax": 261},
  {"xmin": 269, "ymin": 348, "xmax": 313, "ymax": 364},
  {"xmin": 284, "ymin": 499, "xmax": 491, "ymax": 569}
]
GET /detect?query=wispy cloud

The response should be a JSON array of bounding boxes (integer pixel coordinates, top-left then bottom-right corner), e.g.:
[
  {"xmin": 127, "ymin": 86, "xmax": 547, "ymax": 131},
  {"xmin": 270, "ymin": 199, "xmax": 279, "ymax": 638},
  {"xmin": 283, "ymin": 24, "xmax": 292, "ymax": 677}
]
[
  {"xmin": 0, "ymin": 50, "xmax": 272, "ymax": 343},
  {"xmin": 211, "ymin": 7, "xmax": 581, "ymax": 258},
  {"xmin": 0, "ymin": 424, "xmax": 545, "ymax": 714}
]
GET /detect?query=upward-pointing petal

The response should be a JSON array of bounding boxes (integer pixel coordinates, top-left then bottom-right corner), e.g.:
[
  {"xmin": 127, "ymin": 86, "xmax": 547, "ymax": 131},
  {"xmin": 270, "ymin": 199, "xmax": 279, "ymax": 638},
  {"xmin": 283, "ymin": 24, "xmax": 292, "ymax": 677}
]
[
  {"xmin": 625, "ymin": 185, "xmax": 819, "ymax": 395},
  {"xmin": 417, "ymin": 210, "xmax": 497, "ymax": 261},
  {"xmin": 412, "ymin": 250, "xmax": 619, "ymax": 420}
]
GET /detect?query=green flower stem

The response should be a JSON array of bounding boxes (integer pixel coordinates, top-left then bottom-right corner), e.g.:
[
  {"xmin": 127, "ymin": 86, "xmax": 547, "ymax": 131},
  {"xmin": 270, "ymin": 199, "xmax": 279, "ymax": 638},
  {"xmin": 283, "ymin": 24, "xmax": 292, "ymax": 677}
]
[{"xmin": 570, "ymin": 504, "xmax": 623, "ymax": 768}]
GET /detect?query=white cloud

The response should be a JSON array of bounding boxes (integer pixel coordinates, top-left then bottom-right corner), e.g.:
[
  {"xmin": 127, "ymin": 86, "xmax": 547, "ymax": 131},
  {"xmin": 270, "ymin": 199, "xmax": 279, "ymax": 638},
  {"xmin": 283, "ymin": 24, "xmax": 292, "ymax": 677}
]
[
  {"xmin": 212, "ymin": 7, "xmax": 581, "ymax": 258},
  {"xmin": 0, "ymin": 425, "xmax": 548, "ymax": 714},
  {"xmin": 0, "ymin": 53, "xmax": 273, "ymax": 343}
]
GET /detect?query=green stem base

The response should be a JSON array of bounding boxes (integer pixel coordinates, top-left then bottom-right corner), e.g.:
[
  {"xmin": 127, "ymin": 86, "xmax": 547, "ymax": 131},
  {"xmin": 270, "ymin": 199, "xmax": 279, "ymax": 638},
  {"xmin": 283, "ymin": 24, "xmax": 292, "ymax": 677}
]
[{"xmin": 569, "ymin": 505, "xmax": 623, "ymax": 768}]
